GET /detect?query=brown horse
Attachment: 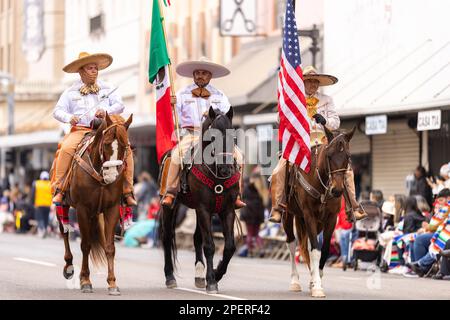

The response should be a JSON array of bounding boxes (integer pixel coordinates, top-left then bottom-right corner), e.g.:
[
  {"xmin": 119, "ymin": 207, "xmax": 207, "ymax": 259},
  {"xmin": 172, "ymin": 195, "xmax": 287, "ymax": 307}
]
[
  {"xmin": 283, "ymin": 126, "xmax": 356, "ymax": 298},
  {"xmin": 58, "ymin": 113, "xmax": 132, "ymax": 296}
]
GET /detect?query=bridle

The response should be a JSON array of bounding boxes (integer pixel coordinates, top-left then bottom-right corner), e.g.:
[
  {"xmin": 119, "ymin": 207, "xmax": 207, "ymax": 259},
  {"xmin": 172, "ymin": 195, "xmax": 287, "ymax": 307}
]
[
  {"xmin": 316, "ymin": 133, "xmax": 349, "ymax": 192},
  {"xmin": 295, "ymin": 133, "xmax": 350, "ymax": 204},
  {"xmin": 202, "ymin": 115, "xmax": 236, "ymax": 180}
]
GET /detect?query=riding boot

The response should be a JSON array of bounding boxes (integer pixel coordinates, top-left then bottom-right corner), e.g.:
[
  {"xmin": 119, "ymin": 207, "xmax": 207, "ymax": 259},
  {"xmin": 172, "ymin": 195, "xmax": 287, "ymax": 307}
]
[
  {"xmin": 269, "ymin": 170, "xmax": 285, "ymax": 224},
  {"xmin": 344, "ymin": 169, "xmax": 367, "ymax": 222},
  {"xmin": 52, "ymin": 190, "xmax": 64, "ymax": 205},
  {"xmin": 162, "ymin": 159, "xmax": 181, "ymax": 209}
]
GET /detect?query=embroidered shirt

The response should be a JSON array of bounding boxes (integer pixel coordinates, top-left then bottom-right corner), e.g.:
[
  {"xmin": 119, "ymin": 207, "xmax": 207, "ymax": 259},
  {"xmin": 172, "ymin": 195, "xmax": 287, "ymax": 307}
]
[
  {"xmin": 176, "ymin": 84, "xmax": 231, "ymax": 129},
  {"xmin": 53, "ymin": 80, "xmax": 124, "ymax": 127}
]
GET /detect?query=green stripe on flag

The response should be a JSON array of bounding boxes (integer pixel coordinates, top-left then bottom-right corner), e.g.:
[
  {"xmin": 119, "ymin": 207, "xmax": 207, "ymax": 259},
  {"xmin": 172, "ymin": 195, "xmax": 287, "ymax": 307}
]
[{"xmin": 149, "ymin": 0, "xmax": 170, "ymax": 83}]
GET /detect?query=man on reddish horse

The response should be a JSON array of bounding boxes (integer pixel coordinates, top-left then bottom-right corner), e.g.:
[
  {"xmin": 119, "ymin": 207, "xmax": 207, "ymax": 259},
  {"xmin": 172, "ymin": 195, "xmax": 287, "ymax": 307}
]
[
  {"xmin": 269, "ymin": 66, "xmax": 367, "ymax": 223},
  {"xmin": 161, "ymin": 58, "xmax": 246, "ymax": 209},
  {"xmin": 52, "ymin": 52, "xmax": 136, "ymax": 208}
]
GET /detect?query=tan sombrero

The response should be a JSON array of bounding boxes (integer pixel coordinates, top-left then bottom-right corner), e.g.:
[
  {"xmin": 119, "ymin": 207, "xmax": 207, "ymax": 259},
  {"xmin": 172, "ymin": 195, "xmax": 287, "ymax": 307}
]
[
  {"xmin": 176, "ymin": 57, "xmax": 230, "ymax": 79},
  {"xmin": 63, "ymin": 52, "xmax": 113, "ymax": 73},
  {"xmin": 303, "ymin": 66, "xmax": 338, "ymax": 87}
]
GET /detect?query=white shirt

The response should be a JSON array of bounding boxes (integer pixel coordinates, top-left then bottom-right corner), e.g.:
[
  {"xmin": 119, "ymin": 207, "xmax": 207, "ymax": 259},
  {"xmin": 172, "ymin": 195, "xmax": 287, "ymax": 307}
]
[
  {"xmin": 53, "ymin": 80, "xmax": 125, "ymax": 127},
  {"xmin": 176, "ymin": 84, "xmax": 231, "ymax": 128},
  {"xmin": 309, "ymin": 92, "xmax": 341, "ymax": 132}
]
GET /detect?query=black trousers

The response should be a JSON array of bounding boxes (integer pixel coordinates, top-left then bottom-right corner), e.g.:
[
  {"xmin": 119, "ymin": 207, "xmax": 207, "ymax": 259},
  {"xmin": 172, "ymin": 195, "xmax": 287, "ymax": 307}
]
[{"xmin": 440, "ymin": 240, "xmax": 450, "ymax": 276}]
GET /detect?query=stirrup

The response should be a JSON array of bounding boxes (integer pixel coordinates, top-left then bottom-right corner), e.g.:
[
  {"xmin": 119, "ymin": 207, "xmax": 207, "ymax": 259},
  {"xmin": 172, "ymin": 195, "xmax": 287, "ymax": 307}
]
[
  {"xmin": 53, "ymin": 190, "xmax": 64, "ymax": 205},
  {"xmin": 269, "ymin": 208, "xmax": 283, "ymax": 224},
  {"xmin": 123, "ymin": 193, "xmax": 137, "ymax": 207},
  {"xmin": 161, "ymin": 194, "xmax": 176, "ymax": 209}
]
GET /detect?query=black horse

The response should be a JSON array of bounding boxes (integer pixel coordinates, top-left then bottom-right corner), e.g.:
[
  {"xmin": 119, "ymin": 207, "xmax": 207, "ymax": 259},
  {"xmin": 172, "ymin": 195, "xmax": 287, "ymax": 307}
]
[{"xmin": 159, "ymin": 107, "xmax": 241, "ymax": 294}]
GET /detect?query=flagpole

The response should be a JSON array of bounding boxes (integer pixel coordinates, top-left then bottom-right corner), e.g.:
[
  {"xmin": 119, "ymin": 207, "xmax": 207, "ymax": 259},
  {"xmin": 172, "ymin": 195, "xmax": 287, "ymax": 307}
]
[{"xmin": 157, "ymin": 0, "xmax": 184, "ymax": 170}]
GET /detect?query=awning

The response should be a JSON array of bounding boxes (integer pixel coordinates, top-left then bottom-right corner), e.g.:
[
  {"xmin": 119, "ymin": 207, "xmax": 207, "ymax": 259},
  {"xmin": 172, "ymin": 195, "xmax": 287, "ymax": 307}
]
[
  {"xmin": 0, "ymin": 130, "xmax": 62, "ymax": 149},
  {"xmin": 325, "ymin": 38, "xmax": 450, "ymax": 117},
  {"xmin": 213, "ymin": 35, "xmax": 312, "ymax": 107}
]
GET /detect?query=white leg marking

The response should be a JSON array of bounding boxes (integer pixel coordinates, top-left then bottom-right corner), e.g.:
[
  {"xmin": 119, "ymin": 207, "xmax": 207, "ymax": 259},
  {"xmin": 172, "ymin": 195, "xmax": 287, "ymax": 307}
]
[
  {"xmin": 310, "ymin": 249, "xmax": 326, "ymax": 298},
  {"xmin": 287, "ymin": 241, "xmax": 302, "ymax": 292},
  {"xmin": 195, "ymin": 261, "xmax": 205, "ymax": 278}
]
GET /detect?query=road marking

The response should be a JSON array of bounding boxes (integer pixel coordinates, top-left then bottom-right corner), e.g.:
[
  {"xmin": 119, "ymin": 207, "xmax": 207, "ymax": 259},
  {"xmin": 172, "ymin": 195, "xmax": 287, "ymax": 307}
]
[
  {"xmin": 13, "ymin": 258, "xmax": 57, "ymax": 268},
  {"xmin": 175, "ymin": 287, "xmax": 247, "ymax": 301}
]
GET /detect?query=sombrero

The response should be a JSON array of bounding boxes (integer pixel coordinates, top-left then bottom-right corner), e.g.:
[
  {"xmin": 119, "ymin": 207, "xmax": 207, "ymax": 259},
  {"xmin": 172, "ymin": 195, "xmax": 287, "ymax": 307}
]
[
  {"xmin": 303, "ymin": 66, "xmax": 338, "ymax": 87},
  {"xmin": 176, "ymin": 57, "xmax": 230, "ymax": 79},
  {"xmin": 63, "ymin": 52, "xmax": 113, "ymax": 73}
]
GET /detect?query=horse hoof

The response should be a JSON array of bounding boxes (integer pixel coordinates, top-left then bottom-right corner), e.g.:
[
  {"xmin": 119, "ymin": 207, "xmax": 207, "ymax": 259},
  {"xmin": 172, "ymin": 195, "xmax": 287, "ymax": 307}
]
[
  {"xmin": 289, "ymin": 283, "xmax": 302, "ymax": 292},
  {"xmin": 206, "ymin": 283, "xmax": 219, "ymax": 295},
  {"xmin": 195, "ymin": 278, "xmax": 206, "ymax": 289},
  {"xmin": 63, "ymin": 265, "xmax": 74, "ymax": 280},
  {"xmin": 166, "ymin": 279, "xmax": 178, "ymax": 289},
  {"xmin": 81, "ymin": 284, "xmax": 93, "ymax": 294},
  {"xmin": 311, "ymin": 288, "xmax": 326, "ymax": 298},
  {"xmin": 108, "ymin": 287, "xmax": 121, "ymax": 296}
]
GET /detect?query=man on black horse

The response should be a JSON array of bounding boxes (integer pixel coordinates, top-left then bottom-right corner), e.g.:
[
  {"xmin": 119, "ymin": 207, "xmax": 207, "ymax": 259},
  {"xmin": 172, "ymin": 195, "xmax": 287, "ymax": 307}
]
[
  {"xmin": 161, "ymin": 57, "xmax": 246, "ymax": 209},
  {"xmin": 269, "ymin": 66, "xmax": 367, "ymax": 223}
]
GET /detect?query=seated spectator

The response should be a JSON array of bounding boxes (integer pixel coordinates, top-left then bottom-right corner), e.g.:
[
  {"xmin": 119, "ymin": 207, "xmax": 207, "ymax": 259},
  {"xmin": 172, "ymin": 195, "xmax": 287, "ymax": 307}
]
[
  {"xmin": 370, "ymin": 190, "xmax": 384, "ymax": 211},
  {"xmin": 427, "ymin": 163, "xmax": 450, "ymax": 196},
  {"xmin": 403, "ymin": 196, "xmax": 426, "ymax": 234},
  {"xmin": 434, "ymin": 240, "xmax": 450, "ymax": 280},
  {"xmin": 409, "ymin": 192, "xmax": 450, "ymax": 277}
]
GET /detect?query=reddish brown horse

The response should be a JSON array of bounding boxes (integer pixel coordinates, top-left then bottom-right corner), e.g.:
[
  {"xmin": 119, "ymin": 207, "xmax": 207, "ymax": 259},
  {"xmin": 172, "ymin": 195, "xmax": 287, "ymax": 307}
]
[
  {"xmin": 283, "ymin": 126, "xmax": 356, "ymax": 298},
  {"xmin": 57, "ymin": 113, "xmax": 132, "ymax": 296}
]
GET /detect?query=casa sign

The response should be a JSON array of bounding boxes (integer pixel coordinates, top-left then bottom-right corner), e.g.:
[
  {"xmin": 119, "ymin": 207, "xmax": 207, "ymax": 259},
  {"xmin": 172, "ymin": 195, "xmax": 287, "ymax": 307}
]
[
  {"xmin": 365, "ymin": 115, "xmax": 388, "ymax": 135},
  {"xmin": 417, "ymin": 110, "xmax": 441, "ymax": 131}
]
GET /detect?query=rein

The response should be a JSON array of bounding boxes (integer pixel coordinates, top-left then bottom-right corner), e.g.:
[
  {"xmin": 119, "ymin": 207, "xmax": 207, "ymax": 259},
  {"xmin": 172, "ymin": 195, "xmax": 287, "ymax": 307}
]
[{"xmin": 295, "ymin": 133, "xmax": 348, "ymax": 205}]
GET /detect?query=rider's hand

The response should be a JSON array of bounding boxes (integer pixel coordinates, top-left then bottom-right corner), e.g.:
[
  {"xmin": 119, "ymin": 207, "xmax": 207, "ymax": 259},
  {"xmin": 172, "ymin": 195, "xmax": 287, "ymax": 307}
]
[
  {"xmin": 95, "ymin": 109, "xmax": 106, "ymax": 119},
  {"xmin": 170, "ymin": 96, "xmax": 177, "ymax": 106},
  {"xmin": 313, "ymin": 113, "xmax": 327, "ymax": 126},
  {"xmin": 70, "ymin": 116, "xmax": 80, "ymax": 126}
]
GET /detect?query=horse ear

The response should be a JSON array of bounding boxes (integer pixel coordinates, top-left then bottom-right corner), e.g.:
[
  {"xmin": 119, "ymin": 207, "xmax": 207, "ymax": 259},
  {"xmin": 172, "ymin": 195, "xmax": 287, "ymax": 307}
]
[
  {"xmin": 345, "ymin": 126, "xmax": 357, "ymax": 142},
  {"xmin": 226, "ymin": 107, "xmax": 234, "ymax": 122},
  {"xmin": 124, "ymin": 114, "xmax": 133, "ymax": 130},
  {"xmin": 105, "ymin": 112, "xmax": 113, "ymax": 127},
  {"xmin": 209, "ymin": 106, "xmax": 216, "ymax": 119},
  {"xmin": 324, "ymin": 126, "xmax": 334, "ymax": 144}
]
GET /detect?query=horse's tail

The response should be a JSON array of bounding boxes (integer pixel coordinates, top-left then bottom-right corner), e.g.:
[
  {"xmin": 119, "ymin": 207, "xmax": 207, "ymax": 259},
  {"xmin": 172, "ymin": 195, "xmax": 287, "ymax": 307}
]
[
  {"xmin": 294, "ymin": 216, "xmax": 311, "ymax": 268},
  {"xmin": 158, "ymin": 205, "xmax": 179, "ymax": 270},
  {"xmin": 89, "ymin": 214, "xmax": 107, "ymax": 268}
]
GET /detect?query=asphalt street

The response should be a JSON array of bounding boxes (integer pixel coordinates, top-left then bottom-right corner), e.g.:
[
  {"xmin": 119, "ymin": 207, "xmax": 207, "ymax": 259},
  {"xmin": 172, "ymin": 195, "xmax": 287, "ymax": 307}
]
[{"xmin": 0, "ymin": 233, "xmax": 449, "ymax": 300}]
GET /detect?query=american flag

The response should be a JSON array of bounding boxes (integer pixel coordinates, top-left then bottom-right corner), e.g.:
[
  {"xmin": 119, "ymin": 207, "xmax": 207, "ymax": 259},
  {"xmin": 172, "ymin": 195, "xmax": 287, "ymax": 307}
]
[{"xmin": 278, "ymin": 0, "xmax": 311, "ymax": 172}]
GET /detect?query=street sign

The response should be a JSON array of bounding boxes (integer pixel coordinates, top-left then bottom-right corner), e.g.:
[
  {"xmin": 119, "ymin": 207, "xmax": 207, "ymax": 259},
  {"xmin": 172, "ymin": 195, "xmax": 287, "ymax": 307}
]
[
  {"xmin": 365, "ymin": 115, "xmax": 388, "ymax": 135},
  {"xmin": 417, "ymin": 110, "xmax": 442, "ymax": 131},
  {"xmin": 220, "ymin": 0, "xmax": 257, "ymax": 37}
]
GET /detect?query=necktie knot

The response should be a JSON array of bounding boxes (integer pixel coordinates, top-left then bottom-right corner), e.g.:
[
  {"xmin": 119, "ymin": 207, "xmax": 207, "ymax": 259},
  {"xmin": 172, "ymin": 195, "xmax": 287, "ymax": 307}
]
[
  {"xmin": 191, "ymin": 87, "xmax": 211, "ymax": 99},
  {"xmin": 80, "ymin": 83, "xmax": 100, "ymax": 96}
]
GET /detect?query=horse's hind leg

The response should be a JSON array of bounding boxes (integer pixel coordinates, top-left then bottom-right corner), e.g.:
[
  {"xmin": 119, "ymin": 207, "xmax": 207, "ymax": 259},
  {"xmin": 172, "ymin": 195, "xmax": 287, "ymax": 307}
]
[
  {"xmin": 58, "ymin": 218, "xmax": 74, "ymax": 280},
  {"xmin": 283, "ymin": 213, "xmax": 301, "ymax": 292},
  {"xmin": 161, "ymin": 205, "xmax": 177, "ymax": 289},
  {"xmin": 196, "ymin": 208, "xmax": 218, "ymax": 294},
  {"xmin": 104, "ymin": 206, "xmax": 121, "ymax": 296},
  {"xmin": 194, "ymin": 220, "xmax": 206, "ymax": 289},
  {"xmin": 214, "ymin": 210, "xmax": 237, "ymax": 283}
]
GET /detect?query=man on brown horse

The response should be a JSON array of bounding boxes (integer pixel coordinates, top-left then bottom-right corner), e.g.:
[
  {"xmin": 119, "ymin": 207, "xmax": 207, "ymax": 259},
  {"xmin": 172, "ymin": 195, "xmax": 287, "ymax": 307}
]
[
  {"xmin": 52, "ymin": 52, "xmax": 136, "ymax": 207},
  {"xmin": 269, "ymin": 66, "xmax": 367, "ymax": 223},
  {"xmin": 161, "ymin": 57, "xmax": 246, "ymax": 209}
]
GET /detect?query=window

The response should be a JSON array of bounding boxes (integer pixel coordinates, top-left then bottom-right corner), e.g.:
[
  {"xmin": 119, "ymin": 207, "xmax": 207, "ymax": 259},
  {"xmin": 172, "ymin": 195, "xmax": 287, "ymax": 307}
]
[{"xmin": 90, "ymin": 13, "xmax": 104, "ymax": 35}]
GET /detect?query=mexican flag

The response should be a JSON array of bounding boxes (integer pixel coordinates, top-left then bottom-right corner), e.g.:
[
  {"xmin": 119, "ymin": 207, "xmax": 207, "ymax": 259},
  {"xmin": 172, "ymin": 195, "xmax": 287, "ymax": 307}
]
[{"xmin": 149, "ymin": 0, "xmax": 175, "ymax": 163}]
